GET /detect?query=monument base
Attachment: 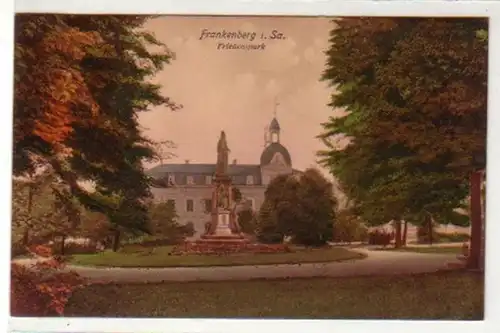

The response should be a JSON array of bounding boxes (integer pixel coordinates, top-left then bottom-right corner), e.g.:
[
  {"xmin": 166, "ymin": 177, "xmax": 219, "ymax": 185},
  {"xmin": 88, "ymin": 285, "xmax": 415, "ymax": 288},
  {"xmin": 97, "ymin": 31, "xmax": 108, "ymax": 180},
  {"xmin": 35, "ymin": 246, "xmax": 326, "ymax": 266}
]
[{"xmin": 171, "ymin": 235, "xmax": 291, "ymax": 256}]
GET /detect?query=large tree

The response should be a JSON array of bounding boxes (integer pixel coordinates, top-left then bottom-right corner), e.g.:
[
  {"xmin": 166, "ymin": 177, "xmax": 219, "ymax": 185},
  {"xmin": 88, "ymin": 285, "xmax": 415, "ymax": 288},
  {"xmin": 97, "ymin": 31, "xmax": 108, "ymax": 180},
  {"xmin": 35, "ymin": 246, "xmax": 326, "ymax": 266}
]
[
  {"xmin": 14, "ymin": 15, "xmax": 179, "ymax": 235},
  {"xmin": 256, "ymin": 169, "xmax": 336, "ymax": 246},
  {"xmin": 320, "ymin": 18, "xmax": 487, "ymax": 259}
]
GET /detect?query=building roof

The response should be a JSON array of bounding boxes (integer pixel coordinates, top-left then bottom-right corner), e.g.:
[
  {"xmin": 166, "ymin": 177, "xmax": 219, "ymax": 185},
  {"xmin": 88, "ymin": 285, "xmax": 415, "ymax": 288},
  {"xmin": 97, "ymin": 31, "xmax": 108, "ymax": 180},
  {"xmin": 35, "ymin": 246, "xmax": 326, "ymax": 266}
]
[
  {"xmin": 147, "ymin": 163, "xmax": 263, "ymax": 186},
  {"xmin": 260, "ymin": 142, "xmax": 292, "ymax": 166},
  {"xmin": 147, "ymin": 163, "xmax": 261, "ymax": 176},
  {"xmin": 269, "ymin": 117, "xmax": 280, "ymax": 131}
]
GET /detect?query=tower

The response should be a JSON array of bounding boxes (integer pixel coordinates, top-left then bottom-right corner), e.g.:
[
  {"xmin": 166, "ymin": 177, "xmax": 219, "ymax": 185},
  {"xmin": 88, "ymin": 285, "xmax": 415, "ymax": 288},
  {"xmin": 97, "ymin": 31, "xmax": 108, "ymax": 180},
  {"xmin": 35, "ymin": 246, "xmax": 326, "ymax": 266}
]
[
  {"xmin": 269, "ymin": 98, "xmax": 281, "ymax": 143},
  {"xmin": 269, "ymin": 117, "xmax": 281, "ymax": 143}
]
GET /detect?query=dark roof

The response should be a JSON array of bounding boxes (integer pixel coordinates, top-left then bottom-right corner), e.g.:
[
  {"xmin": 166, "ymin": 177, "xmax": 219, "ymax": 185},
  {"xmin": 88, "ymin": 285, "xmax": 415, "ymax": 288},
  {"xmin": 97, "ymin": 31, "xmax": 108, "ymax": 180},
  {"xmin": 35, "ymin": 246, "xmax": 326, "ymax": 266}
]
[
  {"xmin": 147, "ymin": 163, "xmax": 263, "ymax": 186},
  {"xmin": 147, "ymin": 163, "xmax": 261, "ymax": 175},
  {"xmin": 260, "ymin": 142, "xmax": 292, "ymax": 166},
  {"xmin": 269, "ymin": 117, "xmax": 280, "ymax": 131}
]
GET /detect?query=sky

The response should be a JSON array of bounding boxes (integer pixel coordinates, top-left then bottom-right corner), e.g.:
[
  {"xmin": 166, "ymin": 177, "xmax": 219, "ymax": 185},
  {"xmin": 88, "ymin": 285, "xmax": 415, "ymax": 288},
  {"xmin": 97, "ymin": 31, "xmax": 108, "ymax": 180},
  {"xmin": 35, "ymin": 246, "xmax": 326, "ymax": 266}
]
[{"xmin": 139, "ymin": 16, "xmax": 344, "ymax": 173}]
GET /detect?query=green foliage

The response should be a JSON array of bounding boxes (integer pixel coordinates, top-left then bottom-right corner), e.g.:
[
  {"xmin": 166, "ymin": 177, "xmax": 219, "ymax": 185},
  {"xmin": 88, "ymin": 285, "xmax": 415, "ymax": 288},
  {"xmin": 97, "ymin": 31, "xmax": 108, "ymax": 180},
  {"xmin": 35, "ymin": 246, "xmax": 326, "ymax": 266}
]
[
  {"xmin": 256, "ymin": 169, "xmax": 337, "ymax": 246},
  {"xmin": 237, "ymin": 208, "xmax": 256, "ymax": 234},
  {"xmin": 333, "ymin": 210, "xmax": 368, "ymax": 243},
  {"xmin": 319, "ymin": 18, "xmax": 486, "ymax": 230},
  {"xmin": 12, "ymin": 170, "xmax": 84, "ymax": 245},
  {"xmin": 140, "ymin": 200, "xmax": 191, "ymax": 245},
  {"xmin": 14, "ymin": 14, "xmax": 180, "ymax": 234},
  {"xmin": 256, "ymin": 200, "xmax": 283, "ymax": 244}
]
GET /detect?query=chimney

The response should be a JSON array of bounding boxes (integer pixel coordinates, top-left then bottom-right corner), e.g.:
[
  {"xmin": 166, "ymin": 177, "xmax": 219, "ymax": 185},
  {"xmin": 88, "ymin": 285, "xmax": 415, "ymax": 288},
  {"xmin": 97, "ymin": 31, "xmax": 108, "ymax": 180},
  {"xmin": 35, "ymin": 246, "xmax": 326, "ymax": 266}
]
[
  {"xmin": 232, "ymin": 159, "xmax": 237, "ymax": 165},
  {"xmin": 185, "ymin": 160, "xmax": 190, "ymax": 164}
]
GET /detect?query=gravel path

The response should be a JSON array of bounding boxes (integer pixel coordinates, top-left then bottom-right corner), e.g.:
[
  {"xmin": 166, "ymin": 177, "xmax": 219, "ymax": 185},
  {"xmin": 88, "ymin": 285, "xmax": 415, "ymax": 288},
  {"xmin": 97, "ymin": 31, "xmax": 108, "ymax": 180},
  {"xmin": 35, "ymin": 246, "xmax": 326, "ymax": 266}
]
[{"xmin": 12, "ymin": 248, "xmax": 462, "ymax": 283}]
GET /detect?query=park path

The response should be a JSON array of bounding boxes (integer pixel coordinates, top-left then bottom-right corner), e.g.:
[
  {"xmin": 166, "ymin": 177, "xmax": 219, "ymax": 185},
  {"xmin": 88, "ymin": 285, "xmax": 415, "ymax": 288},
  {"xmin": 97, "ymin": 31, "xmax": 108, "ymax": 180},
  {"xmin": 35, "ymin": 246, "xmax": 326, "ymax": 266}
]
[{"xmin": 13, "ymin": 248, "xmax": 463, "ymax": 284}]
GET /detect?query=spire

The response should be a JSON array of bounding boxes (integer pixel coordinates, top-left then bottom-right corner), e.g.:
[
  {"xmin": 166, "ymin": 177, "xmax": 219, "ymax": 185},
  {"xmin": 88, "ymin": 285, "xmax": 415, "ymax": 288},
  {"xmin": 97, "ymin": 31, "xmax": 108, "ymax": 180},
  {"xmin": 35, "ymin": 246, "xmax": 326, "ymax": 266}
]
[
  {"xmin": 268, "ymin": 98, "xmax": 281, "ymax": 143},
  {"xmin": 270, "ymin": 97, "xmax": 281, "ymax": 131}
]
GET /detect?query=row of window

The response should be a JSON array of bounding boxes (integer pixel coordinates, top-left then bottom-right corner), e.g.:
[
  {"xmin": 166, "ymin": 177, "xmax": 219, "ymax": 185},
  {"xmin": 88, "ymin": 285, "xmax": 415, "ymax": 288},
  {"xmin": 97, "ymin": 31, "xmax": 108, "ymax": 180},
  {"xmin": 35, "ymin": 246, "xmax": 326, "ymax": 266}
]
[
  {"xmin": 167, "ymin": 175, "xmax": 256, "ymax": 186},
  {"xmin": 163, "ymin": 198, "xmax": 254, "ymax": 213}
]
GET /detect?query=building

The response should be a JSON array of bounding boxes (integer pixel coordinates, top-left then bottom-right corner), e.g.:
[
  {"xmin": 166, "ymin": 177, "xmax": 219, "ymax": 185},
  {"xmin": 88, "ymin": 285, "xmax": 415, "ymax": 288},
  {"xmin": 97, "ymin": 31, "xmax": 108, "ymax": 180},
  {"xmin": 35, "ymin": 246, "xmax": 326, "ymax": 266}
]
[{"xmin": 147, "ymin": 117, "xmax": 300, "ymax": 236}]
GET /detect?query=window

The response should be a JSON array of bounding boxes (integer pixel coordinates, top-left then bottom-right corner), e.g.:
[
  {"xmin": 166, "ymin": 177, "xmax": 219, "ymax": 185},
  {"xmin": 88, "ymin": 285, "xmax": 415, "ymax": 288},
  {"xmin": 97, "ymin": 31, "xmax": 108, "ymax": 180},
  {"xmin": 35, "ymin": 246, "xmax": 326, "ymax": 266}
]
[
  {"xmin": 167, "ymin": 175, "xmax": 176, "ymax": 186},
  {"xmin": 246, "ymin": 175, "xmax": 254, "ymax": 185},
  {"xmin": 205, "ymin": 175, "xmax": 212, "ymax": 185},
  {"xmin": 186, "ymin": 199, "xmax": 194, "ymax": 212},
  {"xmin": 187, "ymin": 176, "xmax": 194, "ymax": 185},
  {"xmin": 246, "ymin": 198, "xmax": 255, "ymax": 210},
  {"xmin": 167, "ymin": 199, "xmax": 176, "ymax": 209},
  {"xmin": 204, "ymin": 199, "xmax": 212, "ymax": 213}
]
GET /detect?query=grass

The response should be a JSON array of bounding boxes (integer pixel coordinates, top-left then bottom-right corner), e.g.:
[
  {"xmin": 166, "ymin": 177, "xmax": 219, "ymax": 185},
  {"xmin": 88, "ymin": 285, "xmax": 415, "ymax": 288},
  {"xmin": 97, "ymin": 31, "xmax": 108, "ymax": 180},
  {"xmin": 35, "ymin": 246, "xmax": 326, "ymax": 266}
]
[
  {"xmin": 378, "ymin": 246, "xmax": 463, "ymax": 254},
  {"xmin": 64, "ymin": 270, "xmax": 483, "ymax": 320},
  {"xmin": 69, "ymin": 245, "xmax": 365, "ymax": 268}
]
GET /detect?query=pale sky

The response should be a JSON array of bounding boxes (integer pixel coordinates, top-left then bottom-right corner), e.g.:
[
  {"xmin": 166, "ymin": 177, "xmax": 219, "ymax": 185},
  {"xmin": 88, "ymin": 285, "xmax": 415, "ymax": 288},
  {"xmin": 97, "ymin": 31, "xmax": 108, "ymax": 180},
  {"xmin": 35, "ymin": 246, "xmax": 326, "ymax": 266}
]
[{"xmin": 139, "ymin": 16, "xmax": 343, "ymax": 173}]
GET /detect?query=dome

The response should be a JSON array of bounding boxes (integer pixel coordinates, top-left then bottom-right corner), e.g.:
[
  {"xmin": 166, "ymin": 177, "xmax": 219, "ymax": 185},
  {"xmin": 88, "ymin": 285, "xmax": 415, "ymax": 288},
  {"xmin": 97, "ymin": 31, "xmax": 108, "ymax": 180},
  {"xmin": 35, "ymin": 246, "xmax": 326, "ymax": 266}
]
[
  {"xmin": 269, "ymin": 117, "xmax": 281, "ymax": 131},
  {"xmin": 260, "ymin": 142, "xmax": 292, "ymax": 166}
]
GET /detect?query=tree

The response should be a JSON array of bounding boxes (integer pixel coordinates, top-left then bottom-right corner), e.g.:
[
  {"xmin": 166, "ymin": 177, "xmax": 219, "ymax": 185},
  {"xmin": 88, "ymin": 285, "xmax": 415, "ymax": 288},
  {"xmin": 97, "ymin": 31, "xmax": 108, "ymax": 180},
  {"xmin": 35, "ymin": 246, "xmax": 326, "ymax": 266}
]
[
  {"xmin": 149, "ymin": 200, "xmax": 180, "ymax": 237},
  {"xmin": 256, "ymin": 169, "xmax": 336, "ymax": 246},
  {"xmin": 14, "ymin": 14, "xmax": 180, "ymax": 236},
  {"xmin": 237, "ymin": 208, "xmax": 256, "ymax": 234},
  {"xmin": 333, "ymin": 209, "xmax": 368, "ymax": 243},
  {"xmin": 255, "ymin": 200, "xmax": 282, "ymax": 244},
  {"xmin": 319, "ymin": 18, "xmax": 485, "ymax": 254},
  {"xmin": 12, "ymin": 169, "xmax": 84, "ymax": 251}
]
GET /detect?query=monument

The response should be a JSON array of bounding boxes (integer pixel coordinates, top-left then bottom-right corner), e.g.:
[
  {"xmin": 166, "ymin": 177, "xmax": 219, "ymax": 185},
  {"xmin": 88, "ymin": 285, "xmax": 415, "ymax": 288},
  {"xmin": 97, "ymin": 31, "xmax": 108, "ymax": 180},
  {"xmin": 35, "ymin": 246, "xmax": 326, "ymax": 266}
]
[
  {"xmin": 199, "ymin": 131, "xmax": 247, "ymax": 242},
  {"xmin": 171, "ymin": 130, "xmax": 290, "ymax": 255}
]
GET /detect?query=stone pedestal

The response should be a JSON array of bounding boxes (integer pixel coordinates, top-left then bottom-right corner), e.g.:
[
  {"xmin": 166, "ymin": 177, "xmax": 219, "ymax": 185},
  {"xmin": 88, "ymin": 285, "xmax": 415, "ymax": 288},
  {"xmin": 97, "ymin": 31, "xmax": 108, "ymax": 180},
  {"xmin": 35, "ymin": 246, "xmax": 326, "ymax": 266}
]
[{"xmin": 213, "ymin": 209, "xmax": 232, "ymax": 236}]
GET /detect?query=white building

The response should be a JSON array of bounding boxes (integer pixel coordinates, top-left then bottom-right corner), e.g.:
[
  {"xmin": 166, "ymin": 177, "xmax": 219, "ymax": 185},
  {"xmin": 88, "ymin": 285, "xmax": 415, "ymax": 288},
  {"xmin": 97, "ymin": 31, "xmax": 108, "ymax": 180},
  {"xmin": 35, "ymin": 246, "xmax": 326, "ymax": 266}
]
[{"xmin": 147, "ymin": 117, "xmax": 300, "ymax": 236}]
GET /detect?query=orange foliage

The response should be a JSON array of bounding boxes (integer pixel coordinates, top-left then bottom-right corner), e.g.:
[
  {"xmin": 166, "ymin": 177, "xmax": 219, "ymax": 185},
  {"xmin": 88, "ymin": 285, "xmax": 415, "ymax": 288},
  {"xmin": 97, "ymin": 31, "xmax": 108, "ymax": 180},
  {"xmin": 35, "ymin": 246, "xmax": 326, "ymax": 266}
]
[
  {"xmin": 15, "ymin": 26, "xmax": 101, "ymax": 152},
  {"xmin": 10, "ymin": 245, "xmax": 86, "ymax": 316}
]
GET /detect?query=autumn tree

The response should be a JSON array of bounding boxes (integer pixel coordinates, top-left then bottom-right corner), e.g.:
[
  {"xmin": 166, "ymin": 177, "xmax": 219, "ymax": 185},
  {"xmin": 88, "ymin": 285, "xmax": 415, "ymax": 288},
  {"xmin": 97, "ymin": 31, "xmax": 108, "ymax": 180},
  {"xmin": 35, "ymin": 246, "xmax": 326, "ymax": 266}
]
[
  {"xmin": 14, "ymin": 14, "xmax": 180, "ymax": 236},
  {"xmin": 320, "ymin": 18, "xmax": 486, "ymax": 256}
]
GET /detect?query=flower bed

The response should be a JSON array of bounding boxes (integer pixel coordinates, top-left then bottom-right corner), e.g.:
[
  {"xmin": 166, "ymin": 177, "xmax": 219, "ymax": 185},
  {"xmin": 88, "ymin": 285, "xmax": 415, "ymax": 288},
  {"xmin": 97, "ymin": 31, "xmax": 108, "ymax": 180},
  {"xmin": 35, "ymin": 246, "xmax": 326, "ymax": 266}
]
[{"xmin": 171, "ymin": 241, "xmax": 292, "ymax": 255}]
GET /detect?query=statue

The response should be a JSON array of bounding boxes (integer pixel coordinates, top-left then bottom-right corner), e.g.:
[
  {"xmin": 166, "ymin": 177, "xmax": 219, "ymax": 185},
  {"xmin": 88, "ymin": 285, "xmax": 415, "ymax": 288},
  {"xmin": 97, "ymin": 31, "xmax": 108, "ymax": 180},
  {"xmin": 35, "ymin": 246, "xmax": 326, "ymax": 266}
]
[
  {"xmin": 216, "ymin": 131, "xmax": 230, "ymax": 176},
  {"xmin": 216, "ymin": 184, "xmax": 230, "ymax": 209}
]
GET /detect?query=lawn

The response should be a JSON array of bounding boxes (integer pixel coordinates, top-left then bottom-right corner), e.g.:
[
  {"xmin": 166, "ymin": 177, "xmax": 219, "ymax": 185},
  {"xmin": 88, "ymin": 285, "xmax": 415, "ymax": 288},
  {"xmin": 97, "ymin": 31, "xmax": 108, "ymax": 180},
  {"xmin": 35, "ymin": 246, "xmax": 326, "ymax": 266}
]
[
  {"xmin": 379, "ymin": 246, "xmax": 463, "ymax": 255},
  {"xmin": 69, "ymin": 245, "xmax": 365, "ymax": 268},
  {"xmin": 65, "ymin": 270, "xmax": 483, "ymax": 320}
]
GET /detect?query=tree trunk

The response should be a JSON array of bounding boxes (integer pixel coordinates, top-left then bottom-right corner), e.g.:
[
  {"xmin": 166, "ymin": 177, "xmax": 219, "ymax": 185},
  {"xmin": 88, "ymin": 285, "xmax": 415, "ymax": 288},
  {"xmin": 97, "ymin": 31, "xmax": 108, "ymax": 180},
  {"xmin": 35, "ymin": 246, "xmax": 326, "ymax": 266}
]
[
  {"xmin": 467, "ymin": 170, "xmax": 483, "ymax": 270},
  {"xmin": 22, "ymin": 230, "xmax": 29, "ymax": 247},
  {"xmin": 402, "ymin": 220, "xmax": 408, "ymax": 246},
  {"xmin": 22, "ymin": 183, "xmax": 35, "ymax": 246},
  {"xmin": 394, "ymin": 220, "xmax": 402, "ymax": 248},
  {"xmin": 60, "ymin": 235, "xmax": 66, "ymax": 255},
  {"xmin": 112, "ymin": 230, "xmax": 121, "ymax": 252},
  {"xmin": 427, "ymin": 215, "xmax": 433, "ymax": 246}
]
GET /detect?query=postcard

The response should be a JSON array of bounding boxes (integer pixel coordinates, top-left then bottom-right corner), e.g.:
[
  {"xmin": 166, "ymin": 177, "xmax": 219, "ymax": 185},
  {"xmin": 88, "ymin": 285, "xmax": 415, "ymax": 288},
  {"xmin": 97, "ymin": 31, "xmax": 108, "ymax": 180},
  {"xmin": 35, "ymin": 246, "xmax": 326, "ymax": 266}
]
[{"xmin": 5, "ymin": 2, "xmax": 496, "ymax": 333}]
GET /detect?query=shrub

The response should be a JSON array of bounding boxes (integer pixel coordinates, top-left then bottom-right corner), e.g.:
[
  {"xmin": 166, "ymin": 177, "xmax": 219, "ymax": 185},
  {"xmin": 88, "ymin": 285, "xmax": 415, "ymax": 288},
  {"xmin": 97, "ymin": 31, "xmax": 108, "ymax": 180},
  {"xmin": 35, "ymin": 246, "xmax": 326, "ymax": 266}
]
[
  {"xmin": 333, "ymin": 210, "xmax": 369, "ymax": 243},
  {"xmin": 436, "ymin": 232, "xmax": 470, "ymax": 243},
  {"xmin": 48, "ymin": 239, "xmax": 102, "ymax": 255},
  {"xmin": 417, "ymin": 225, "xmax": 440, "ymax": 244},
  {"xmin": 368, "ymin": 229, "xmax": 394, "ymax": 246},
  {"xmin": 238, "ymin": 208, "xmax": 256, "ymax": 234},
  {"xmin": 11, "ymin": 241, "xmax": 28, "ymax": 259},
  {"xmin": 10, "ymin": 245, "xmax": 85, "ymax": 316}
]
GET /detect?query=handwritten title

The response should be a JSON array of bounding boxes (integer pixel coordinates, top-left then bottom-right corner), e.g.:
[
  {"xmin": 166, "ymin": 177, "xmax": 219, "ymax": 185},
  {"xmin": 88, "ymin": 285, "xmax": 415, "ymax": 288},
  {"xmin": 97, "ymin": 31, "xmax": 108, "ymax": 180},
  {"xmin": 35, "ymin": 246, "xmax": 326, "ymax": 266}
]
[{"xmin": 199, "ymin": 29, "xmax": 287, "ymax": 51}]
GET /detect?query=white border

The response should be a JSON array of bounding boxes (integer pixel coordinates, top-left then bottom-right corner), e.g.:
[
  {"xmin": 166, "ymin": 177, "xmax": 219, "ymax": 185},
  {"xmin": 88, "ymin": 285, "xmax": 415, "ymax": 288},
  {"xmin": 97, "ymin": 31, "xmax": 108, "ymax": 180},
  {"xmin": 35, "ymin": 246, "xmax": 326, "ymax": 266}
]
[{"xmin": 2, "ymin": 1, "xmax": 500, "ymax": 333}]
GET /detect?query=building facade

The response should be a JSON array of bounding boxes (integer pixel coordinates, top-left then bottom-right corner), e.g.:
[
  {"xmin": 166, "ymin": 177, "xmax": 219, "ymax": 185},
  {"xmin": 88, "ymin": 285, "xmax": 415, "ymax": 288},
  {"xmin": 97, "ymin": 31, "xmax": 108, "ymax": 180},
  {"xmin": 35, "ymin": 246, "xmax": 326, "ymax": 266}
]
[{"xmin": 147, "ymin": 117, "xmax": 299, "ymax": 236}]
